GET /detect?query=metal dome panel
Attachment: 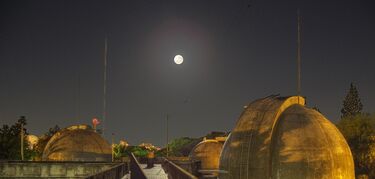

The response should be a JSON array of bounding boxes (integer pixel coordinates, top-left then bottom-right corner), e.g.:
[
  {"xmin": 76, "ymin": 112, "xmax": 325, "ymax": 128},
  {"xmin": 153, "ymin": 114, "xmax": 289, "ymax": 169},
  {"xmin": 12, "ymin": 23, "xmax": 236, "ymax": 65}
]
[
  {"xmin": 42, "ymin": 125, "xmax": 111, "ymax": 161},
  {"xmin": 219, "ymin": 96, "xmax": 354, "ymax": 179},
  {"xmin": 189, "ymin": 139, "xmax": 223, "ymax": 170}
]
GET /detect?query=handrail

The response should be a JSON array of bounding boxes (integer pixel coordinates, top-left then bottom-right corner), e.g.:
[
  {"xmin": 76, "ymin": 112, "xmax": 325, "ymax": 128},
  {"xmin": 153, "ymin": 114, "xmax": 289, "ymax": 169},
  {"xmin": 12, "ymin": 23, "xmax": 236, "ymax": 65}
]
[
  {"xmin": 85, "ymin": 162, "xmax": 128, "ymax": 179},
  {"xmin": 129, "ymin": 153, "xmax": 147, "ymax": 179},
  {"xmin": 162, "ymin": 158, "xmax": 199, "ymax": 179}
]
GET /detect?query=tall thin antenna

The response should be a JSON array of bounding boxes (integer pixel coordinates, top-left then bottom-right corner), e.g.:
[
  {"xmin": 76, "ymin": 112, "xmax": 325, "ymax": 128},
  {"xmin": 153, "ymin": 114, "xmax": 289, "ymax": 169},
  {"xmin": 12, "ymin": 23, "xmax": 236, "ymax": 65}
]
[
  {"xmin": 102, "ymin": 36, "xmax": 108, "ymax": 136},
  {"xmin": 297, "ymin": 9, "xmax": 302, "ymax": 98},
  {"xmin": 111, "ymin": 133, "xmax": 114, "ymax": 162},
  {"xmin": 76, "ymin": 74, "xmax": 80, "ymax": 124},
  {"xmin": 20, "ymin": 123, "xmax": 24, "ymax": 161},
  {"xmin": 166, "ymin": 114, "xmax": 169, "ymax": 158}
]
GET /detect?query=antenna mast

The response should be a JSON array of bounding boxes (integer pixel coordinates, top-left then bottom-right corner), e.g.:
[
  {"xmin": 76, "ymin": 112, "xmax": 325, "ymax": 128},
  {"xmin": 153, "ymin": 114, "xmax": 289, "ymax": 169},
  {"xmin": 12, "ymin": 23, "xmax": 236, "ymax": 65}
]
[
  {"xmin": 20, "ymin": 123, "xmax": 24, "ymax": 161},
  {"xmin": 166, "ymin": 114, "xmax": 169, "ymax": 158},
  {"xmin": 297, "ymin": 10, "xmax": 302, "ymax": 97},
  {"xmin": 102, "ymin": 36, "xmax": 108, "ymax": 136}
]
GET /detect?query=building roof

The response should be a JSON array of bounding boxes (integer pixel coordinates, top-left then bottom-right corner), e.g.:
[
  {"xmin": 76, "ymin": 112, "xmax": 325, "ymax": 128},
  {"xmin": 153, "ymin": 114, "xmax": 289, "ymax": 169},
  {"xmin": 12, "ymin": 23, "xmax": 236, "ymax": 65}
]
[
  {"xmin": 189, "ymin": 139, "xmax": 223, "ymax": 170},
  {"xmin": 42, "ymin": 124, "xmax": 111, "ymax": 161},
  {"xmin": 219, "ymin": 95, "xmax": 354, "ymax": 179}
]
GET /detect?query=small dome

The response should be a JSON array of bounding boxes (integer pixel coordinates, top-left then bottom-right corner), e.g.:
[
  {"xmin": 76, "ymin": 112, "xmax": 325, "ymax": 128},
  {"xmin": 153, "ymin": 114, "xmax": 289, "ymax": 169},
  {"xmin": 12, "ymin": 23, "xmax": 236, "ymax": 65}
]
[
  {"xmin": 219, "ymin": 96, "xmax": 354, "ymax": 179},
  {"xmin": 42, "ymin": 124, "xmax": 111, "ymax": 161},
  {"xmin": 189, "ymin": 139, "xmax": 223, "ymax": 170}
]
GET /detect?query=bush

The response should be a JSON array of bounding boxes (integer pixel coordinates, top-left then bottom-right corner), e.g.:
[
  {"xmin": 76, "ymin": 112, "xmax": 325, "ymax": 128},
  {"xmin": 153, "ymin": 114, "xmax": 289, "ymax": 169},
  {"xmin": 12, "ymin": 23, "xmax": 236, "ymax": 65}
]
[{"xmin": 337, "ymin": 113, "xmax": 375, "ymax": 177}]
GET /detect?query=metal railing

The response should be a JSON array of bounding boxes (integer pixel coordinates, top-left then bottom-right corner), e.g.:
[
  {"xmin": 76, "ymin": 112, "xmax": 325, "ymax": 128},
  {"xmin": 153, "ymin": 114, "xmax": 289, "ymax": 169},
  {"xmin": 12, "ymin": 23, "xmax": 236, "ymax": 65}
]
[
  {"xmin": 162, "ymin": 158, "xmax": 199, "ymax": 179},
  {"xmin": 129, "ymin": 153, "xmax": 147, "ymax": 179},
  {"xmin": 85, "ymin": 162, "xmax": 128, "ymax": 179}
]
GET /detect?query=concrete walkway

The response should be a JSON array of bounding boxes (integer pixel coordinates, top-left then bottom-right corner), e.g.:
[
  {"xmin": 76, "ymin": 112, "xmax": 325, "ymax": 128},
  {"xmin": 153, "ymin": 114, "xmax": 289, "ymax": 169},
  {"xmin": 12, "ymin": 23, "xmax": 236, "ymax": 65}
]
[
  {"xmin": 122, "ymin": 173, "xmax": 130, "ymax": 179},
  {"xmin": 121, "ymin": 164, "xmax": 168, "ymax": 179},
  {"xmin": 140, "ymin": 164, "xmax": 168, "ymax": 179}
]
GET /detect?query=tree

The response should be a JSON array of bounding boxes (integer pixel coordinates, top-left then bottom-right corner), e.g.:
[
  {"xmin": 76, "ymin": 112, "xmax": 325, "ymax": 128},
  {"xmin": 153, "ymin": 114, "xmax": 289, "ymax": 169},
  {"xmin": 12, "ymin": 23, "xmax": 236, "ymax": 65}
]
[
  {"xmin": 113, "ymin": 143, "xmax": 127, "ymax": 159},
  {"xmin": 46, "ymin": 125, "xmax": 60, "ymax": 136},
  {"xmin": 165, "ymin": 132, "xmax": 229, "ymax": 157},
  {"xmin": 167, "ymin": 137, "xmax": 199, "ymax": 157},
  {"xmin": 341, "ymin": 83, "xmax": 363, "ymax": 118},
  {"xmin": 312, "ymin": 106, "xmax": 321, "ymax": 113},
  {"xmin": 127, "ymin": 146, "xmax": 148, "ymax": 158},
  {"xmin": 0, "ymin": 116, "xmax": 33, "ymax": 160},
  {"xmin": 336, "ymin": 114, "xmax": 375, "ymax": 178}
]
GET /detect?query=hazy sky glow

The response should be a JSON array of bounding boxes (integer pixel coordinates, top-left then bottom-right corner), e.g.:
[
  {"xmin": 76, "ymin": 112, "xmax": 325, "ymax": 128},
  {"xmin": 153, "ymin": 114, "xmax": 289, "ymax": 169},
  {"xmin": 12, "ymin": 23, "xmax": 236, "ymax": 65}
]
[{"xmin": 0, "ymin": 0, "xmax": 374, "ymax": 146}]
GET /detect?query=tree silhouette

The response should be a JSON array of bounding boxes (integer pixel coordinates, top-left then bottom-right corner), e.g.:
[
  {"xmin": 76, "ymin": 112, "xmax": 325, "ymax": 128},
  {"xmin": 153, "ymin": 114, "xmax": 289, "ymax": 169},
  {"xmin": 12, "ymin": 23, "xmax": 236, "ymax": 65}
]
[
  {"xmin": 336, "ymin": 114, "xmax": 375, "ymax": 178},
  {"xmin": 341, "ymin": 83, "xmax": 363, "ymax": 119},
  {"xmin": 0, "ymin": 116, "xmax": 32, "ymax": 160},
  {"xmin": 312, "ymin": 106, "xmax": 321, "ymax": 113}
]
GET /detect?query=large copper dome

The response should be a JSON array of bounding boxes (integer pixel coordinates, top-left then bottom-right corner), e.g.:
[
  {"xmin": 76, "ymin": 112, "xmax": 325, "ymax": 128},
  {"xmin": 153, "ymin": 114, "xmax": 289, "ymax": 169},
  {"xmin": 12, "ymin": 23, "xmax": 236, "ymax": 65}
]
[
  {"xmin": 189, "ymin": 139, "xmax": 224, "ymax": 170},
  {"xmin": 219, "ymin": 96, "xmax": 354, "ymax": 179},
  {"xmin": 42, "ymin": 125, "xmax": 111, "ymax": 161}
]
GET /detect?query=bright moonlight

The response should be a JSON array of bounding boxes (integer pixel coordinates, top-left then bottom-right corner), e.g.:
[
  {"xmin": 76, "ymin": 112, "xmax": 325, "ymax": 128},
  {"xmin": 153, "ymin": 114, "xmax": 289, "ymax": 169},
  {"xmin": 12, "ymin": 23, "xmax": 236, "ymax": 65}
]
[{"xmin": 174, "ymin": 55, "xmax": 184, "ymax": 65}]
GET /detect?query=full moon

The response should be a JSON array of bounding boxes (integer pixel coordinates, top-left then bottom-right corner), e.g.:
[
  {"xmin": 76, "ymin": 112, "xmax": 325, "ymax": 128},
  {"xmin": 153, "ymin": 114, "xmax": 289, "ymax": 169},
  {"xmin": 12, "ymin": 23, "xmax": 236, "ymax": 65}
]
[{"xmin": 174, "ymin": 55, "xmax": 184, "ymax": 65}]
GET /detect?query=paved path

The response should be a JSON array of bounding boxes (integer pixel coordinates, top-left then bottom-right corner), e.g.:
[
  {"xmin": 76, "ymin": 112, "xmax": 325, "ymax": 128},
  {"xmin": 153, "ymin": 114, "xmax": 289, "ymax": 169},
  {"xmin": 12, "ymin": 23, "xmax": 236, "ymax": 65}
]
[
  {"xmin": 121, "ymin": 173, "xmax": 130, "ymax": 179},
  {"xmin": 121, "ymin": 164, "xmax": 168, "ymax": 179},
  {"xmin": 140, "ymin": 164, "xmax": 168, "ymax": 179}
]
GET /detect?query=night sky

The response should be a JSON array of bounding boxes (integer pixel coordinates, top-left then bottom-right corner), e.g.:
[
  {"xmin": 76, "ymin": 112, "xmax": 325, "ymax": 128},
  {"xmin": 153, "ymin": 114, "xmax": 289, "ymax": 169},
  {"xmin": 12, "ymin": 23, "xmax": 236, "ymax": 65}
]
[{"xmin": 1, "ymin": 0, "xmax": 374, "ymax": 146}]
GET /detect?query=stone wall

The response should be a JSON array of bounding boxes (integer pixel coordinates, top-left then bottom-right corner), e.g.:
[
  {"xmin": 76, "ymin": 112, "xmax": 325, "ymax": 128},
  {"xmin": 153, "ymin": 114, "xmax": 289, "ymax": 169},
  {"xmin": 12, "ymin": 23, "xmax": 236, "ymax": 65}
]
[{"xmin": 0, "ymin": 161, "xmax": 118, "ymax": 178}]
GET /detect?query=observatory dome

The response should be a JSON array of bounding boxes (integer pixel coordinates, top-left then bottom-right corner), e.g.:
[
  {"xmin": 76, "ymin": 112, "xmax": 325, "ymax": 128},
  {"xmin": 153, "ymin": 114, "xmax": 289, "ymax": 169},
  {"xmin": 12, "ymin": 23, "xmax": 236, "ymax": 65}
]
[
  {"xmin": 42, "ymin": 124, "xmax": 111, "ymax": 161},
  {"xmin": 219, "ymin": 96, "xmax": 354, "ymax": 179},
  {"xmin": 189, "ymin": 139, "xmax": 224, "ymax": 170}
]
